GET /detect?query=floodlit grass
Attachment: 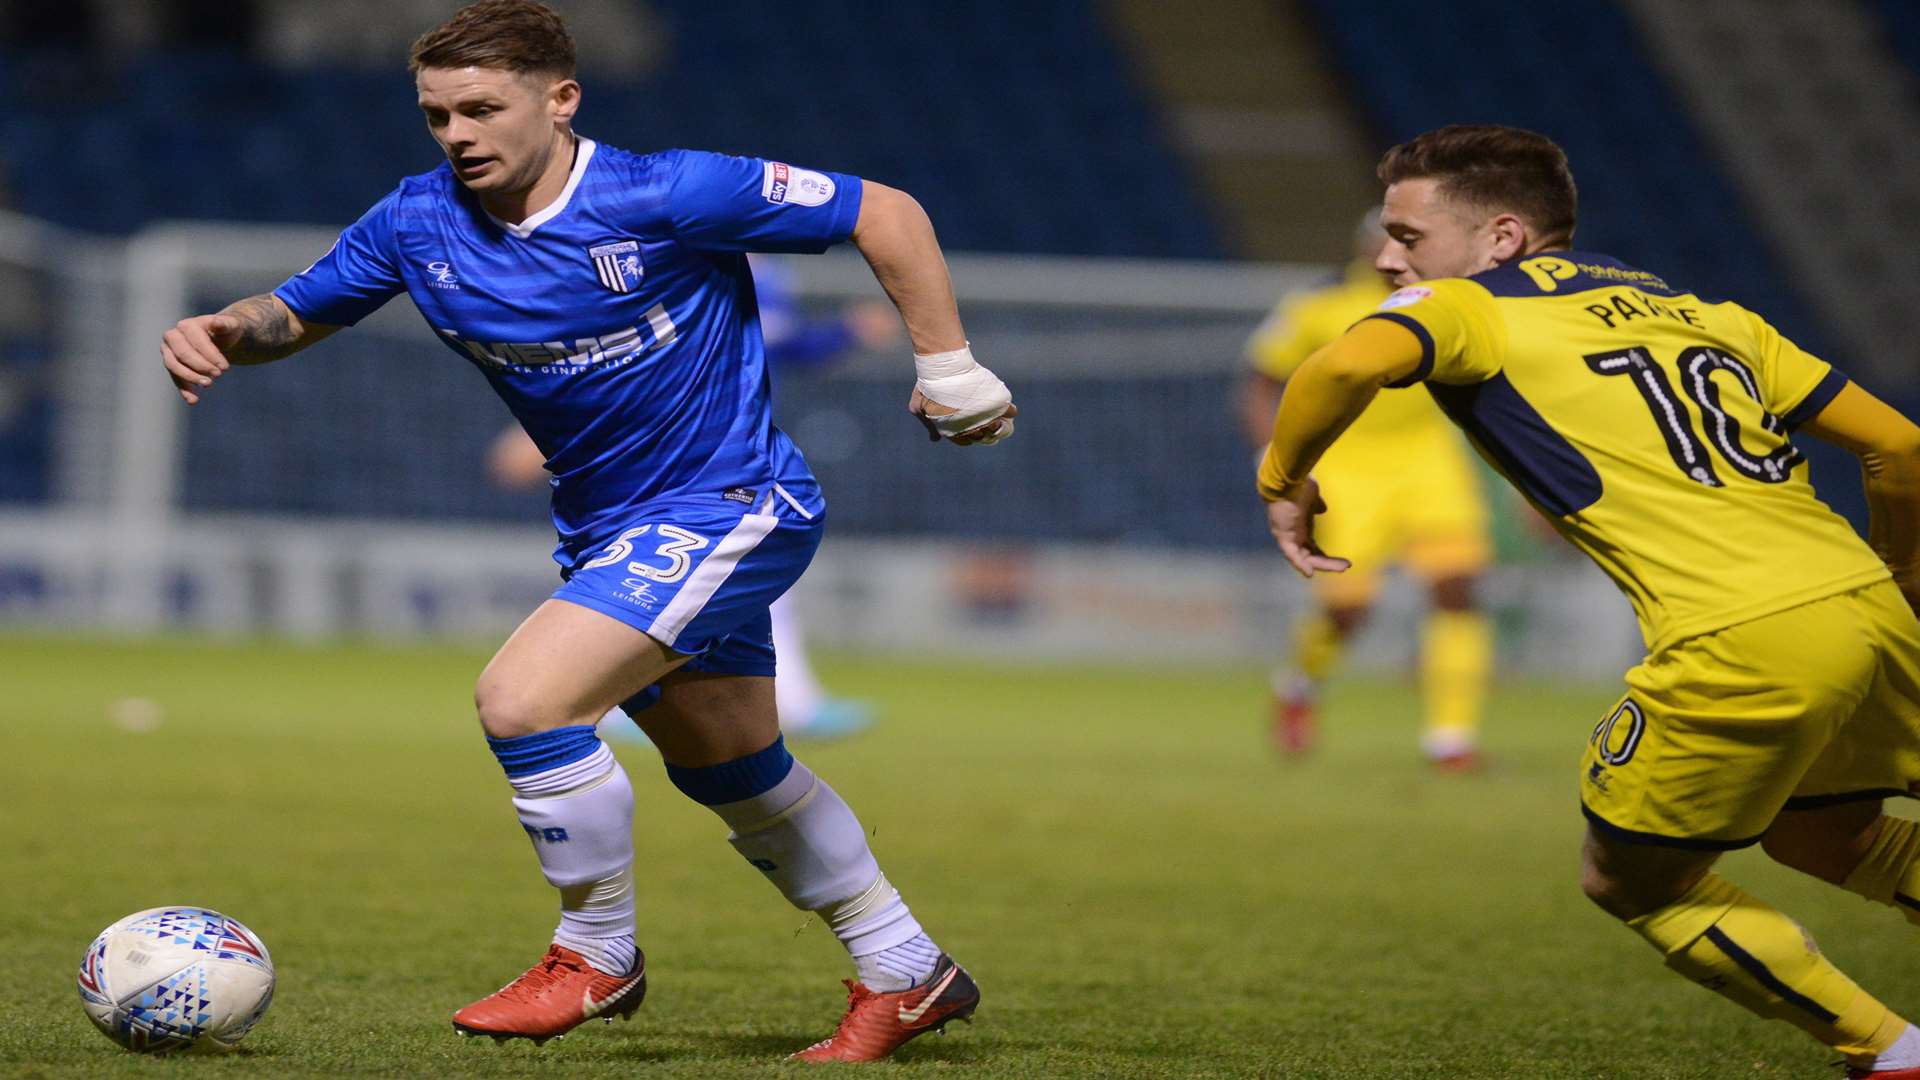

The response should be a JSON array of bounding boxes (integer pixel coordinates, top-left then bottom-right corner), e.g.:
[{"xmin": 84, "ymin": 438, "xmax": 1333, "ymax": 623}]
[{"xmin": 2, "ymin": 635, "xmax": 1916, "ymax": 1078}]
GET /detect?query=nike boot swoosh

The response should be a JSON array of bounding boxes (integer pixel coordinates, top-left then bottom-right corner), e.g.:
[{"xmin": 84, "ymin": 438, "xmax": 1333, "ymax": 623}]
[
  {"xmin": 582, "ymin": 973, "xmax": 645, "ymax": 1018},
  {"xmin": 897, "ymin": 968, "xmax": 959, "ymax": 1024}
]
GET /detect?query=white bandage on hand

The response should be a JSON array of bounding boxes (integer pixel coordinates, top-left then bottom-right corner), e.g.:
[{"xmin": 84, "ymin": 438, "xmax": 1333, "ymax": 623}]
[{"xmin": 913, "ymin": 345, "xmax": 1014, "ymax": 443}]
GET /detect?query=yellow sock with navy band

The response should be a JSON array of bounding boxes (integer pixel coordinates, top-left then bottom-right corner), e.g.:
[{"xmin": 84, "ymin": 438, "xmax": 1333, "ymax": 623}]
[
  {"xmin": 1630, "ymin": 874, "xmax": 1906, "ymax": 1067},
  {"xmin": 1293, "ymin": 613, "xmax": 1344, "ymax": 683},
  {"xmin": 1420, "ymin": 611, "xmax": 1492, "ymax": 752},
  {"xmin": 1842, "ymin": 816, "xmax": 1920, "ymax": 923}
]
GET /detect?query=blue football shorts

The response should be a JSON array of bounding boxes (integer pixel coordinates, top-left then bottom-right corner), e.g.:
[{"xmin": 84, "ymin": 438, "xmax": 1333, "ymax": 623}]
[{"xmin": 551, "ymin": 492, "xmax": 823, "ymax": 710}]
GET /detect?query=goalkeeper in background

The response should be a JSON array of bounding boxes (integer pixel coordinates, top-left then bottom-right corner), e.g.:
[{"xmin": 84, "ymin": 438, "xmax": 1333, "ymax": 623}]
[{"xmin": 1240, "ymin": 212, "xmax": 1496, "ymax": 769}]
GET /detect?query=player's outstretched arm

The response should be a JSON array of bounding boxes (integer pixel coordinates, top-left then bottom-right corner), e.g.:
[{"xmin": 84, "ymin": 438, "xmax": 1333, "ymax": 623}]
[
  {"xmin": 1802, "ymin": 382, "xmax": 1920, "ymax": 613},
  {"xmin": 161, "ymin": 293, "xmax": 341, "ymax": 405},
  {"xmin": 848, "ymin": 180, "xmax": 1016, "ymax": 446},
  {"xmin": 1257, "ymin": 317, "xmax": 1425, "ymax": 577}
]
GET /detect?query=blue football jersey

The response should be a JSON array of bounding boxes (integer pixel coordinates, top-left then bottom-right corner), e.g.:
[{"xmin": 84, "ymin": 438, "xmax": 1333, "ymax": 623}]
[{"xmin": 273, "ymin": 138, "xmax": 861, "ymax": 562}]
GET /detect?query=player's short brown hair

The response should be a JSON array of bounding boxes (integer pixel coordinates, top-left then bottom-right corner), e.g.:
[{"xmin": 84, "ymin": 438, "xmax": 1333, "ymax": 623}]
[
  {"xmin": 408, "ymin": 0, "xmax": 576, "ymax": 79},
  {"xmin": 1377, "ymin": 124, "xmax": 1578, "ymax": 243}
]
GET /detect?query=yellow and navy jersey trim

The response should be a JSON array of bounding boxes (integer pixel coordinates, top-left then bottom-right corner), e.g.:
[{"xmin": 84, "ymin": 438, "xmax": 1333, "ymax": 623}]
[
  {"xmin": 1581, "ymin": 805, "xmax": 1766, "ymax": 852},
  {"xmin": 1428, "ymin": 375, "xmax": 1604, "ymax": 516},
  {"xmin": 1366, "ymin": 311, "xmax": 1435, "ymax": 387},
  {"xmin": 1468, "ymin": 251, "xmax": 1705, "ymax": 302},
  {"xmin": 1780, "ymin": 368, "xmax": 1851, "ymax": 430}
]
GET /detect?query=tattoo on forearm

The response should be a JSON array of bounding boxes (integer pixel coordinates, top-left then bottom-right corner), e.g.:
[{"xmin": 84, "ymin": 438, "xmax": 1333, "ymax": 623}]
[{"xmin": 220, "ymin": 294, "xmax": 301, "ymax": 363}]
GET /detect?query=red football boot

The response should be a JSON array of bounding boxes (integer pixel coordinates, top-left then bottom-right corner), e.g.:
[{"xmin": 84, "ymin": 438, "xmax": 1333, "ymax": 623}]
[
  {"xmin": 1849, "ymin": 1067, "xmax": 1920, "ymax": 1078},
  {"xmin": 451, "ymin": 943, "xmax": 646, "ymax": 1044},
  {"xmin": 1271, "ymin": 683, "xmax": 1317, "ymax": 756},
  {"xmin": 1429, "ymin": 747, "xmax": 1486, "ymax": 775},
  {"xmin": 790, "ymin": 954, "xmax": 980, "ymax": 1063}
]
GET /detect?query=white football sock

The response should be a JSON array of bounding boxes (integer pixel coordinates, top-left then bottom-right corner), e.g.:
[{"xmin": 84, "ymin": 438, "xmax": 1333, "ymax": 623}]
[
  {"xmin": 712, "ymin": 759, "xmax": 877, "ymax": 908},
  {"xmin": 858, "ymin": 933, "xmax": 941, "ymax": 992},
  {"xmin": 508, "ymin": 742, "xmax": 638, "ymax": 976},
  {"xmin": 820, "ymin": 873, "xmax": 940, "ymax": 991},
  {"xmin": 696, "ymin": 753, "xmax": 938, "ymax": 987},
  {"xmin": 1874, "ymin": 1024, "xmax": 1920, "ymax": 1071}
]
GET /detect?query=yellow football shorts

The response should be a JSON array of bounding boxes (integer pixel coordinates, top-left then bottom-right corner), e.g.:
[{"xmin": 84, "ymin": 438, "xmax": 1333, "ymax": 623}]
[
  {"xmin": 1310, "ymin": 438, "xmax": 1491, "ymax": 608},
  {"xmin": 1580, "ymin": 579, "xmax": 1920, "ymax": 849}
]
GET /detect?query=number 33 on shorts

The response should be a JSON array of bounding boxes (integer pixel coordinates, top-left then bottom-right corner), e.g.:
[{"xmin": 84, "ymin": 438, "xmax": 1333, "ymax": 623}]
[
  {"xmin": 552, "ymin": 504, "xmax": 824, "ymax": 655},
  {"xmin": 582, "ymin": 524, "xmax": 711, "ymax": 584}
]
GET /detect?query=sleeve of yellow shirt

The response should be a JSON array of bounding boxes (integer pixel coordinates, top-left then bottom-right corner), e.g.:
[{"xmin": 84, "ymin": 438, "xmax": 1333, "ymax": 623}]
[
  {"xmin": 1745, "ymin": 307, "xmax": 1852, "ymax": 428},
  {"xmin": 1801, "ymin": 381, "xmax": 1920, "ymax": 601},
  {"xmin": 1255, "ymin": 317, "xmax": 1428, "ymax": 500},
  {"xmin": 1255, "ymin": 278, "xmax": 1502, "ymax": 501}
]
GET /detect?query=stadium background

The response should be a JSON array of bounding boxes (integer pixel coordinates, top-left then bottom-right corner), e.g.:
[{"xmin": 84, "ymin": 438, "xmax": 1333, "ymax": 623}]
[
  {"xmin": 1, "ymin": 0, "xmax": 1916, "ymax": 670},
  {"xmin": 6, "ymin": 2, "xmax": 1920, "ymax": 1076}
]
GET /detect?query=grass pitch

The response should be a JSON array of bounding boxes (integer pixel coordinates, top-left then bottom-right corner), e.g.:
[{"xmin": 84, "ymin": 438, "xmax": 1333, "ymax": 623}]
[{"xmin": 3, "ymin": 636, "xmax": 1917, "ymax": 1079}]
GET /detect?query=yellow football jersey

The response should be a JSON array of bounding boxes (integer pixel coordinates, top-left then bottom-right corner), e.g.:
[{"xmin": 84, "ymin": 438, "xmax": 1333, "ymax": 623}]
[
  {"xmin": 1371, "ymin": 251, "xmax": 1883, "ymax": 653},
  {"xmin": 1248, "ymin": 262, "xmax": 1460, "ymax": 464}
]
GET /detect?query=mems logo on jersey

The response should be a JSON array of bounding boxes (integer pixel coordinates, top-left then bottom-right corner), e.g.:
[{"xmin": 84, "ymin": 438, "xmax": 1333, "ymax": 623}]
[{"xmin": 762, "ymin": 162, "xmax": 835, "ymax": 207}]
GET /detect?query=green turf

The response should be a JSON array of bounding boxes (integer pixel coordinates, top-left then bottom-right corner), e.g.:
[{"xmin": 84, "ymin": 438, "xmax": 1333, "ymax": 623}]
[{"xmin": 2, "ymin": 635, "xmax": 1916, "ymax": 1078}]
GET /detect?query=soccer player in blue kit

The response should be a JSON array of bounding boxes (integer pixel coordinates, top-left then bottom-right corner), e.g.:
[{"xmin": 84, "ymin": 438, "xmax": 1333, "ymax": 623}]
[{"xmin": 156, "ymin": 0, "xmax": 1014, "ymax": 1062}]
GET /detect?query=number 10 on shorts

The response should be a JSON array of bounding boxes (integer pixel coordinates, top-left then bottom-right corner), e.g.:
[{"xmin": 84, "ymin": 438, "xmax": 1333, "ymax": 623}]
[{"xmin": 582, "ymin": 524, "xmax": 712, "ymax": 584}]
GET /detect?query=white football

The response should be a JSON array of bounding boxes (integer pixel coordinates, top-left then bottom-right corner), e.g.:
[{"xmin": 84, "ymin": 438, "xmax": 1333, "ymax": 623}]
[{"xmin": 77, "ymin": 906, "xmax": 275, "ymax": 1053}]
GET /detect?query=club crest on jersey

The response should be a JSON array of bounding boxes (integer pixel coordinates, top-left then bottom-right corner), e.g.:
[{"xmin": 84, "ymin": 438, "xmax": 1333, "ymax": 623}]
[
  {"xmin": 589, "ymin": 240, "xmax": 644, "ymax": 293},
  {"xmin": 762, "ymin": 162, "xmax": 836, "ymax": 207}
]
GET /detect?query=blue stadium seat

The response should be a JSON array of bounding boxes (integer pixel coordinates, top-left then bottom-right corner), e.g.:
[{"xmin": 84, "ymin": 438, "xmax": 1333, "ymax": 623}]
[
  {"xmin": 0, "ymin": 3, "xmax": 1219, "ymax": 258},
  {"xmin": 1299, "ymin": 0, "xmax": 1838, "ymax": 362}
]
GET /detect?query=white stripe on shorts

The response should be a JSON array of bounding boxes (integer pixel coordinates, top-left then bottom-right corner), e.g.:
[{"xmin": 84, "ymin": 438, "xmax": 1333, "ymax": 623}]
[
  {"xmin": 772, "ymin": 483, "xmax": 815, "ymax": 520},
  {"xmin": 645, "ymin": 512, "xmax": 780, "ymax": 647}
]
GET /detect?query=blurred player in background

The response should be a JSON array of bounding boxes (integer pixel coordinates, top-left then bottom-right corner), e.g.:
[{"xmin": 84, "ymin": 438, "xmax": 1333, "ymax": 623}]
[
  {"xmin": 158, "ymin": 0, "xmax": 1013, "ymax": 1062},
  {"xmin": 489, "ymin": 253, "xmax": 899, "ymax": 741},
  {"xmin": 1240, "ymin": 212, "xmax": 1493, "ymax": 769},
  {"xmin": 1260, "ymin": 123, "xmax": 1920, "ymax": 1078}
]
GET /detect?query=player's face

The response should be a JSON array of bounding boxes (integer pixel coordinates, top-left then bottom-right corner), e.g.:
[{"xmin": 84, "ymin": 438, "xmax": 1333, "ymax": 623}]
[
  {"xmin": 416, "ymin": 66, "xmax": 577, "ymax": 194},
  {"xmin": 1376, "ymin": 179, "xmax": 1505, "ymax": 286}
]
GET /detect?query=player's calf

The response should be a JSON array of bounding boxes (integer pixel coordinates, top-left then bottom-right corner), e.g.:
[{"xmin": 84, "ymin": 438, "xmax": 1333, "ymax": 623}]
[
  {"xmin": 665, "ymin": 735, "xmax": 974, "ymax": 1057},
  {"xmin": 454, "ymin": 724, "xmax": 645, "ymax": 1043}
]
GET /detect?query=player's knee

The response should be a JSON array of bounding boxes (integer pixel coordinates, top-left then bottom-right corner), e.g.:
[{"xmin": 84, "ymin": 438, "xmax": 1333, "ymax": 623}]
[
  {"xmin": 1326, "ymin": 605, "xmax": 1369, "ymax": 637},
  {"xmin": 1758, "ymin": 829, "xmax": 1817, "ymax": 874},
  {"xmin": 1580, "ymin": 854, "xmax": 1704, "ymax": 921},
  {"xmin": 1579, "ymin": 861, "xmax": 1637, "ymax": 919},
  {"xmin": 473, "ymin": 676, "xmax": 582, "ymax": 740},
  {"xmin": 1430, "ymin": 575, "xmax": 1478, "ymax": 612}
]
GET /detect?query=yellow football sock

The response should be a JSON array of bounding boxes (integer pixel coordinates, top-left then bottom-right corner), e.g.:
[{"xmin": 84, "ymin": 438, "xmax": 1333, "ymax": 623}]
[
  {"xmin": 1293, "ymin": 613, "xmax": 1344, "ymax": 683},
  {"xmin": 1630, "ymin": 874, "xmax": 1906, "ymax": 1067},
  {"xmin": 1420, "ymin": 611, "xmax": 1491, "ymax": 750},
  {"xmin": 1842, "ymin": 816, "xmax": 1920, "ymax": 924}
]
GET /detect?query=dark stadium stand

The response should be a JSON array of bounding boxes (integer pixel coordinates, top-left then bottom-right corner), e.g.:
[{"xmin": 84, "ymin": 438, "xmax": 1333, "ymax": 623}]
[
  {"xmin": 1299, "ymin": 0, "xmax": 1893, "ymax": 529},
  {"xmin": 1871, "ymin": 0, "xmax": 1920, "ymax": 94},
  {"xmin": 1300, "ymin": 1, "xmax": 1836, "ymax": 361},
  {"xmin": 0, "ymin": 0, "xmax": 1222, "ymax": 258}
]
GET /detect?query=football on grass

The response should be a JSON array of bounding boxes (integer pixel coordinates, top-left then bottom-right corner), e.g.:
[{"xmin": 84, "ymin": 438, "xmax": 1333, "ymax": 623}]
[{"xmin": 77, "ymin": 907, "xmax": 275, "ymax": 1053}]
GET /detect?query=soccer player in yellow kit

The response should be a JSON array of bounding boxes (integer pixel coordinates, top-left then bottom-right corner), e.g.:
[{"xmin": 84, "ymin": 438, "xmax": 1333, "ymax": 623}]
[
  {"xmin": 1259, "ymin": 124, "xmax": 1920, "ymax": 1077},
  {"xmin": 1242, "ymin": 216, "xmax": 1493, "ymax": 766}
]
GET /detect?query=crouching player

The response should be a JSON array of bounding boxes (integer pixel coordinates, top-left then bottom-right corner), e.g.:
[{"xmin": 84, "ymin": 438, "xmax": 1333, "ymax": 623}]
[
  {"xmin": 1259, "ymin": 123, "xmax": 1920, "ymax": 1077},
  {"xmin": 158, "ymin": 0, "xmax": 1011, "ymax": 1062}
]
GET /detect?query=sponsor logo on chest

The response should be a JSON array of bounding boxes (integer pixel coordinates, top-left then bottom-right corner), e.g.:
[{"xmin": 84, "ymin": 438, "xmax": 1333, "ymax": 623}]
[{"xmin": 437, "ymin": 303, "xmax": 680, "ymax": 374}]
